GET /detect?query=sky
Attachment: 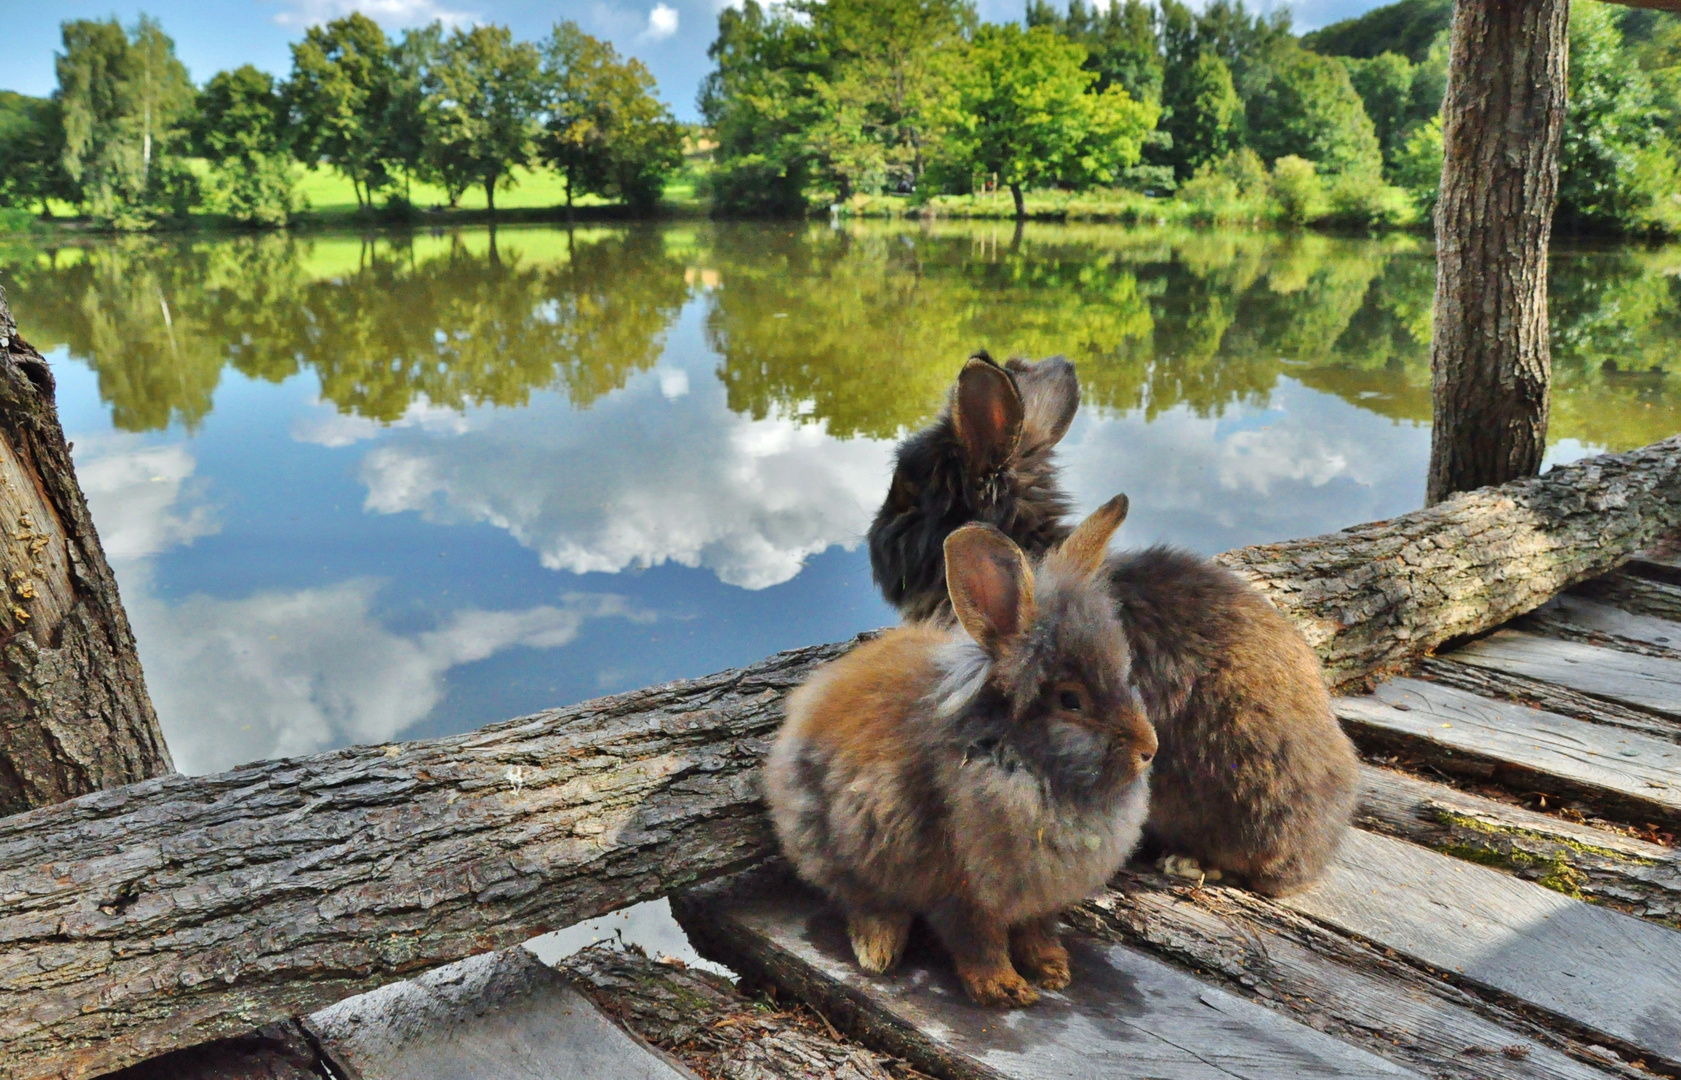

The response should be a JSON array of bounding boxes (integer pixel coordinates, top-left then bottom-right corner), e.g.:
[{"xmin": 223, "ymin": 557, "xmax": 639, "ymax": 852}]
[{"xmin": 0, "ymin": 0, "xmax": 1386, "ymax": 124}]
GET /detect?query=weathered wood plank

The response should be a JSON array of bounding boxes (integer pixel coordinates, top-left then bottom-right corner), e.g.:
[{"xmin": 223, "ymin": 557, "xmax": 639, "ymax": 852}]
[
  {"xmin": 1419, "ymin": 656, "xmax": 1681, "ymax": 741},
  {"xmin": 1575, "ymin": 571, "xmax": 1681, "ymax": 624},
  {"xmin": 1522, "ymin": 595, "xmax": 1681, "ymax": 661},
  {"xmin": 674, "ymin": 875, "xmax": 1419, "ymax": 1080},
  {"xmin": 306, "ymin": 948, "xmax": 697, "ymax": 1080},
  {"xmin": 1283, "ymin": 831, "xmax": 1681, "ymax": 1071},
  {"xmin": 1452, "ymin": 629, "xmax": 1681, "ymax": 721},
  {"xmin": 1334, "ymin": 678, "xmax": 1681, "ymax": 827},
  {"xmin": 1072, "ymin": 871, "xmax": 1637, "ymax": 1080},
  {"xmin": 1355, "ymin": 766, "xmax": 1681, "ymax": 926},
  {"xmin": 1215, "ymin": 434, "xmax": 1681, "ymax": 688},
  {"xmin": 559, "ymin": 941, "xmax": 911, "ymax": 1080},
  {"xmin": 0, "ymin": 639, "xmax": 847, "ymax": 1080}
]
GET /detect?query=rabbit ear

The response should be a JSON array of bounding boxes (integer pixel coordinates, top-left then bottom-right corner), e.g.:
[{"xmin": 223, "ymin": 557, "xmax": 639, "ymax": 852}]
[
  {"xmin": 1051, "ymin": 494, "xmax": 1129, "ymax": 578},
  {"xmin": 945, "ymin": 523, "xmax": 1036, "ymax": 656},
  {"xmin": 1006, "ymin": 356, "xmax": 1079, "ymax": 452},
  {"xmin": 952, "ymin": 358, "xmax": 1023, "ymax": 477}
]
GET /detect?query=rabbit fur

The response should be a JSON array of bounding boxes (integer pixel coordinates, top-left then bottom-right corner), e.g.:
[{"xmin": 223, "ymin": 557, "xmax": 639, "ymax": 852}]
[
  {"xmin": 865, "ymin": 355, "xmax": 1359, "ymax": 896},
  {"xmin": 767, "ymin": 497, "xmax": 1157, "ymax": 1007}
]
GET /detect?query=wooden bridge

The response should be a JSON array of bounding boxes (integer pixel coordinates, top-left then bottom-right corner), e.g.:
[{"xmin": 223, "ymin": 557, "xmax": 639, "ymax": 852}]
[{"xmin": 2, "ymin": 436, "xmax": 1679, "ymax": 1080}]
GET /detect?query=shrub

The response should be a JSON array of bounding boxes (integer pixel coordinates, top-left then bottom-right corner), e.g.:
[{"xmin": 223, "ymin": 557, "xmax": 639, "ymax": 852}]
[
  {"xmin": 1323, "ymin": 169, "xmax": 1418, "ymax": 228},
  {"xmin": 1269, "ymin": 155, "xmax": 1326, "ymax": 224}
]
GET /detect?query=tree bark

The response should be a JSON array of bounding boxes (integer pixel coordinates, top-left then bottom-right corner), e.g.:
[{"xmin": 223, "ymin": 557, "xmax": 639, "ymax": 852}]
[
  {"xmin": 1219, "ymin": 433, "xmax": 1681, "ymax": 689},
  {"xmin": 1010, "ymin": 181, "xmax": 1025, "ymax": 221},
  {"xmin": 4, "ymin": 434, "xmax": 1681, "ymax": 1078},
  {"xmin": 0, "ymin": 287, "xmax": 172, "ymax": 817},
  {"xmin": 1425, "ymin": 0, "xmax": 1569, "ymax": 506}
]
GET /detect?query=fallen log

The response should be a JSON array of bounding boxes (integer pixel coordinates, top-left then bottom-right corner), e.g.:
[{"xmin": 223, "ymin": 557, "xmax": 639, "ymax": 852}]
[
  {"xmin": 1219, "ymin": 434, "xmax": 1681, "ymax": 687},
  {"xmin": 0, "ymin": 642, "xmax": 841, "ymax": 1080},
  {"xmin": 3, "ymin": 436, "xmax": 1681, "ymax": 1078}
]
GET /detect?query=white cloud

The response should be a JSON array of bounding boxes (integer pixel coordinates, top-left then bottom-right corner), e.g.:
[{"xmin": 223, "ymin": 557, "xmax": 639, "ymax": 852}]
[
  {"xmin": 291, "ymin": 394, "xmax": 470, "ymax": 448},
  {"xmin": 644, "ymin": 3, "xmax": 680, "ymax": 39},
  {"xmin": 73, "ymin": 437, "xmax": 219, "ymax": 565},
  {"xmin": 1059, "ymin": 379, "xmax": 1430, "ymax": 553},
  {"xmin": 357, "ymin": 364, "xmax": 895, "ymax": 591},
  {"xmin": 271, "ymin": 0, "xmax": 475, "ymax": 30},
  {"xmin": 70, "ymin": 422, "xmax": 646, "ymax": 776},
  {"xmin": 131, "ymin": 582, "xmax": 648, "ymax": 774}
]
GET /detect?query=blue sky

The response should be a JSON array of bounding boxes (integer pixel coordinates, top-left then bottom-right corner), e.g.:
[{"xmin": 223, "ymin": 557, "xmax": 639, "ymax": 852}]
[{"xmin": 0, "ymin": 0, "xmax": 1381, "ymax": 123}]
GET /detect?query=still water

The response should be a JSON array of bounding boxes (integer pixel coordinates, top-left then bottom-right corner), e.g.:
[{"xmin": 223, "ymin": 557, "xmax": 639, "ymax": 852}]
[{"xmin": 2, "ymin": 222, "xmax": 1678, "ymax": 777}]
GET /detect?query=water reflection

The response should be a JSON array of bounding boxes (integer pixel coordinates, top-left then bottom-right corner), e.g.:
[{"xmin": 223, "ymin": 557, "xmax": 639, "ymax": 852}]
[{"xmin": 2, "ymin": 223, "xmax": 1678, "ymax": 773}]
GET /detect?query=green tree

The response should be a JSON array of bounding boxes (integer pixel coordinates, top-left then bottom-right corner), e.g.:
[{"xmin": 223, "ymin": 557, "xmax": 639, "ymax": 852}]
[
  {"xmin": 1302, "ymin": 0, "xmax": 1450, "ymax": 63},
  {"xmin": 426, "ymin": 25, "xmax": 543, "ymax": 214},
  {"xmin": 946, "ymin": 23, "xmax": 1159, "ymax": 218},
  {"xmin": 1390, "ymin": 113, "xmax": 1444, "ymax": 214},
  {"xmin": 1343, "ymin": 52, "xmax": 1414, "ymax": 164},
  {"xmin": 57, "ymin": 16, "xmax": 196, "ymax": 227},
  {"xmin": 698, "ymin": 1, "xmax": 824, "ymax": 214},
  {"xmin": 1246, "ymin": 46, "xmax": 1382, "ymax": 176},
  {"xmin": 0, "ymin": 94, "xmax": 73, "ymax": 216},
  {"xmin": 1163, "ymin": 50, "xmax": 1242, "ymax": 178},
  {"xmin": 1558, "ymin": 0, "xmax": 1681, "ymax": 234},
  {"xmin": 384, "ymin": 24, "xmax": 444, "ymax": 202},
  {"xmin": 286, "ymin": 14, "xmax": 394, "ymax": 208},
  {"xmin": 195, "ymin": 65, "xmax": 297, "ymax": 227},
  {"xmin": 538, "ymin": 23, "xmax": 684, "ymax": 212},
  {"xmin": 1029, "ymin": 0, "xmax": 1164, "ymax": 104},
  {"xmin": 801, "ymin": 0, "xmax": 974, "ymax": 194}
]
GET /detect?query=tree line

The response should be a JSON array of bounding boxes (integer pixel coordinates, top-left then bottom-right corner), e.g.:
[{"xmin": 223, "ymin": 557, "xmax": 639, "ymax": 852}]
[
  {"xmin": 0, "ymin": 14, "xmax": 684, "ymax": 229},
  {"xmin": 704, "ymin": 0, "xmax": 1681, "ymax": 233}
]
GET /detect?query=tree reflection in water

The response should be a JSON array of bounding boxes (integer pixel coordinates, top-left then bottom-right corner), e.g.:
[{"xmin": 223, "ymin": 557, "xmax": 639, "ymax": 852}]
[{"xmin": 4, "ymin": 222, "xmax": 1675, "ymax": 451}]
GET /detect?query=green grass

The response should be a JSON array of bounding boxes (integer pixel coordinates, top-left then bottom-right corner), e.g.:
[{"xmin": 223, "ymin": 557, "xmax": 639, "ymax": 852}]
[{"xmin": 294, "ymin": 164, "xmax": 616, "ymax": 214}]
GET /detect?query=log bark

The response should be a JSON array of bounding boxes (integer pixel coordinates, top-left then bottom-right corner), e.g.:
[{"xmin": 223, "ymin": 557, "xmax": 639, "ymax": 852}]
[
  {"xmin": 4, "ymin": 435, "xmax": 1681, "ymax": 1077},
  {"xmin": 1425, "ymin": 0, "xmax": 1569, "ymax": 506},
  {"xmin": 0, "ymin": 640, "xmax": 841, "ymax": 1080},
  {"xmin": 0, "ymin": 286, "xmax": 172, "ymax": 816},
  {"xmin": 1220, "ymin": 433, "xmax": 1681, "ymax": 689}
]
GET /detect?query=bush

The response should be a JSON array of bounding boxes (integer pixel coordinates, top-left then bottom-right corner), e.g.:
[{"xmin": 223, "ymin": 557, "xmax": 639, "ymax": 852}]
[
  {"xmin": 204, "ymin": 153, "xmax": 297, "ymax": 227},
  {"xmin": 1323, "ymin": 169, "xmax": 1418, "ymax": 227},
  {"xmin": 1269, "ymin": 155, "xmax": 1326, "ymax": 224},
  {"xmin": 702, "ymin": 153, "xmax": 811, "ymax": 216},
  {"xmin": 1391, "ymin": 114, "xmax": 1444, "ymax": 218},
  {"xmin": 0, "ymin": 207, "xmax": 34, "ymax": 234}
]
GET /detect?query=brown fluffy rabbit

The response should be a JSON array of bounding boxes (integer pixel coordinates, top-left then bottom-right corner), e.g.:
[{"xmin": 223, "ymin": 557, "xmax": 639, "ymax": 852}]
[
  {"xmin": 867, "ymin": 356, "xmax": 1359, "ymax": 896},
  {"xmin": 767, "ymin": 496, "xmax": 1157, "ymax": 1007}
]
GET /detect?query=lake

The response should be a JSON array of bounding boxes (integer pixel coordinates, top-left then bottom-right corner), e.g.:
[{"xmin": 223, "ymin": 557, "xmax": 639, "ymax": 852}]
[{"xmin": 2, "ymin": 222, "xmax": 1678, "ymax": 777}]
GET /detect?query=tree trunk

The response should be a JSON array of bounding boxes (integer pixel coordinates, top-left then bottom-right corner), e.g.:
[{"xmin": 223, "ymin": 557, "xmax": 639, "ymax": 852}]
[
  {"xmin": 7, "ymin": 433, "xmax": 1681, "ymax": 1078},
  {"xmin": 485, "ymin": 176, "xmax": 496, "ymax": 215},
  {"xmin": 1425, "ymin": 0, "xmax": 1569, "ymax": 506},
  {"xmin": 1010, "ymin": 181, "xmax": 1025, "ymax": 221},
  {"xmin": 0, "ymin": 288, "xmax": 172, "ymax": 818}
]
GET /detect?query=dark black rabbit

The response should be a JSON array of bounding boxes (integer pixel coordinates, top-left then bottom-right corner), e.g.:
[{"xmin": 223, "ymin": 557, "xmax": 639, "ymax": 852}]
[
  {"xmin": 868, "ymin": 353, "xmax": 1076, "ymax": 622},
  {"xmin": 867, "ymin": 356, "xmax": 1359, "ymax": 895}
]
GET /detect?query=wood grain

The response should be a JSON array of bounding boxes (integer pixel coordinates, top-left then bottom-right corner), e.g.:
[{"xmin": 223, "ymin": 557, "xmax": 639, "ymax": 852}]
[
  {"xmin": 1355, "ymin": 766, "xmax": 1681, "ymax": 926},
  {"xmin": 1283, "ymin": 831, "xmax": 1681, "ymax": 1071},
  {"xmin": 1075, "ymin": 871, "xmax": 1637, "ymax": 1080},
  {"xmin": 1335, "ymin": 678, "xmax": 1681, "ymax": 827},
  {"xmin": 674, "ymin": 874, "xmax": 1418, "ymax": 1080},
  {"xmin": 1452, "ymin": 630, "xmax": 1681, "ymax": 720}
]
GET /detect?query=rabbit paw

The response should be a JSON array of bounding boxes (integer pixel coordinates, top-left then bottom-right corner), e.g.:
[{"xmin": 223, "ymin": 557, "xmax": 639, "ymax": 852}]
[
  {"xmin": 1016, "ymin": 942, "xmax": 1070, "ymax": 990},
  {"xmin": 848, "ymin": 911, "xmax": 912, "ymax": 975},
  {"xmin": 959, "ymin": 965, "xmax": 1041, "ymax": 1008}
]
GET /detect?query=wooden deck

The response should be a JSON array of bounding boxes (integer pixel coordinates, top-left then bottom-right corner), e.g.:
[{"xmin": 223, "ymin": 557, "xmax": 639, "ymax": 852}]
[{"xmin": 673, "ymin": 556, "xmax": 1681, "ymax": 1080}]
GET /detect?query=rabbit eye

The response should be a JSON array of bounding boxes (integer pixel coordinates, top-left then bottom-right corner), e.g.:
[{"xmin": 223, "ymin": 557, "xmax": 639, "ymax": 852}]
[{"xmin": 1058, "ymin": 689, "xmax": 1083, "ymax": 712}]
